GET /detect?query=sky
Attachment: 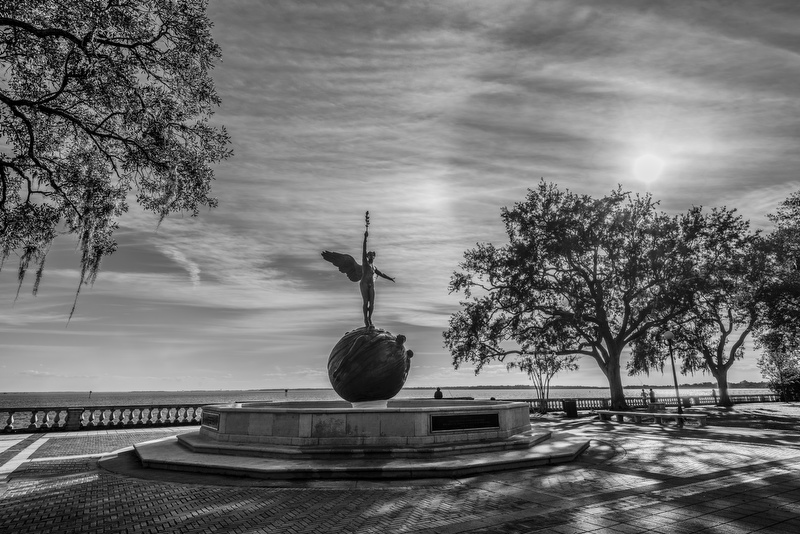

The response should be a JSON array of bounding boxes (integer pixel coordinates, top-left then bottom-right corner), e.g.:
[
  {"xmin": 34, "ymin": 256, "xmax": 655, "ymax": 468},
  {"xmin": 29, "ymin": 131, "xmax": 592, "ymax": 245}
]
[{"xmin": 2, "ymin": 0, "xmax": 799, "ymax": 393}]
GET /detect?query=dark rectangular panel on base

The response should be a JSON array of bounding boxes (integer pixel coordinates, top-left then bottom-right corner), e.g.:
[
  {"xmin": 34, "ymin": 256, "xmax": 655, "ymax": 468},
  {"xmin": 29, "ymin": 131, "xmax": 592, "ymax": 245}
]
[
  {"xmin": 201, "ymin": 412, "xmax": 219, "ymax": 431},
  {"xmin": 431, "ymin": 412, "xmax": 499, "ymax": 432}
]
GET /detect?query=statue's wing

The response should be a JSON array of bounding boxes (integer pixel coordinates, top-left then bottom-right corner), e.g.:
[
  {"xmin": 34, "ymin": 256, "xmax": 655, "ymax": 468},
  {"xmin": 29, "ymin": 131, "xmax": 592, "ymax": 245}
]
[{"xmin": 321, "ymin": 251, "xmax": 362, "ymax": 282}]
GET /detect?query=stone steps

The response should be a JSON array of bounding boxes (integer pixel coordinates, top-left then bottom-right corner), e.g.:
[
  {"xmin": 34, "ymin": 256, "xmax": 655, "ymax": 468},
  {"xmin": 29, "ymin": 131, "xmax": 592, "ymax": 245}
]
[{"xmin": 132, "ymin": 430, "xmax": 590, "ymax": 480}]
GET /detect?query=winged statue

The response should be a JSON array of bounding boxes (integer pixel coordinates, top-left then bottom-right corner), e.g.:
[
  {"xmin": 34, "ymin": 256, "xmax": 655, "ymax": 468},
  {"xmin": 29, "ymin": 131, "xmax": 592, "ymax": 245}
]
[{"xmin": 322, "ymin": 211, "xmax": 395, "ymax": 328}]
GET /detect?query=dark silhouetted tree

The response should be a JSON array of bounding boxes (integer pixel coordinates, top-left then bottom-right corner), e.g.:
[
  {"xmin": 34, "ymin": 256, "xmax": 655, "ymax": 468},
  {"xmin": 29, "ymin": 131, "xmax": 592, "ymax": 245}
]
[
  {"xmin": 628, "ymin": 208, "xmax": 771, "ymax": 407},
  {"xmin": 762, "ymin": 190, "xmax": 800, "ymax": 335},
  {"xmin": 445, "ymin": 181, "xmax": 709, "ymax": 410}
]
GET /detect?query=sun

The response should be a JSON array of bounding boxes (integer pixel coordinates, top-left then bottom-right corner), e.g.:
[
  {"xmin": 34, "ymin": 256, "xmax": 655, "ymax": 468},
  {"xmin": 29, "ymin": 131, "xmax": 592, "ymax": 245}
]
[{"xmin": 633, "ymin": 154, "xmax": 665, "ymax": 183}]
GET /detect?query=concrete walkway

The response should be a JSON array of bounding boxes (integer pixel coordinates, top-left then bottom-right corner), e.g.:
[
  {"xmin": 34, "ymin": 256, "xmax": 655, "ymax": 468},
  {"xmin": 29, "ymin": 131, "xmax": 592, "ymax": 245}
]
[{"xmin": 1, "ymin": 403, "xmax": 798, "ymax": 533}]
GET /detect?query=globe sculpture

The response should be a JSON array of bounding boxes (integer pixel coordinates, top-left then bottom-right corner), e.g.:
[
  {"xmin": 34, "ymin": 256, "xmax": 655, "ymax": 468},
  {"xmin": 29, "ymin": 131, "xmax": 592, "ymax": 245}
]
[
  {"xmin": 321, "ymin": 212, "xmax": 413, "ymax": 404},
  {"xmin": 327, "ymin": 326, "xmax": 413, "ymax": 403}
]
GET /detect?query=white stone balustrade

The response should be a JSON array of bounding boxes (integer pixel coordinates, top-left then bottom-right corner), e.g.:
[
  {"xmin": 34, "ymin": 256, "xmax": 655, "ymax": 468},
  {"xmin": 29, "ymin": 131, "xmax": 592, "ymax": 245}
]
[
  {"xmin": 1, "ymin": 405, "xmax": 204, "ymax": 433},
  {"xmin": 0, "ymin": 393, "xmax": 781, "ymax": 431}
]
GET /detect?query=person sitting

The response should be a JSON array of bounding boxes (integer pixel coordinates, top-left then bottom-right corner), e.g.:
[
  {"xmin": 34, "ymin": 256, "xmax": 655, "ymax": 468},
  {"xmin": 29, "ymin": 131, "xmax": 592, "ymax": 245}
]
[{"xmin": 434, "ymin": 387, "xmax": 443, "ymax": 399}]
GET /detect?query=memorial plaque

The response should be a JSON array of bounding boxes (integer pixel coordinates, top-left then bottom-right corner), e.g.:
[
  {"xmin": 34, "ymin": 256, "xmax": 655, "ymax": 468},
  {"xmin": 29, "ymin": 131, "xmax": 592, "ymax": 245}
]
[
  {"xmin": 431, "ymin": 412, "xmax": 499, "ymax": 432},
  {"xmin": 201, "ymin": 411, "xmax": 219, "ymax": 431}
]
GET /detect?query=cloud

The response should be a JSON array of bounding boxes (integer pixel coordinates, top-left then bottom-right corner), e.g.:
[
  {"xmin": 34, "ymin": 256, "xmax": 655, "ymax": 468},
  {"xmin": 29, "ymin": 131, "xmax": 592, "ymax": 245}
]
[{"xmin": 156, "ymin": 245, "xmax": 201, "ymax": 288}]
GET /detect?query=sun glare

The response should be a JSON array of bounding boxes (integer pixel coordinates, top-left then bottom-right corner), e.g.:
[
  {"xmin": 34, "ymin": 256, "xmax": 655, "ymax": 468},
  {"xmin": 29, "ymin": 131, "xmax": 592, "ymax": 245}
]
[{"xmin": 633, "ymin": 154, "xmax": 665, "ymax": 183}]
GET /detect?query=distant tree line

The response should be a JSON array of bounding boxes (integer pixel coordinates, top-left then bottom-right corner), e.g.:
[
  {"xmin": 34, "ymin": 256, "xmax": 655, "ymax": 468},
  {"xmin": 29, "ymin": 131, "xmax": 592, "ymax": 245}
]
[{"xmin": 445, "ymin": 180, "xmax": 799, "ymax": 409}]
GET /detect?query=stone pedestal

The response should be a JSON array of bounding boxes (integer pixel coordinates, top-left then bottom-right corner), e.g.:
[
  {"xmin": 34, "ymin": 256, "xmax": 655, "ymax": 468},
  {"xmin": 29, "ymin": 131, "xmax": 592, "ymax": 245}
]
[
  {"xmin": 65, "ymin": 408, "xmax": 85, "ymax": 431},
  {"xmin": 190, "ymin": 399, "xmax": 531, "ymax": 450}
]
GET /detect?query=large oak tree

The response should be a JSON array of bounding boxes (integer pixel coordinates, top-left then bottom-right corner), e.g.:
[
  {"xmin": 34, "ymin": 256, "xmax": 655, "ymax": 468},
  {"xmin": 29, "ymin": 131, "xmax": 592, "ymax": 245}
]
[
  {"xmin": 628, "ymin": 208, "xmax": 771, "ymax": 406},
  {"xmin": 445, "ymin": 181, "xmax": 709, "ymax": 410},
  {"xmin": 0, "ymin": 0, "xmax": 231, "ymax": 314}
]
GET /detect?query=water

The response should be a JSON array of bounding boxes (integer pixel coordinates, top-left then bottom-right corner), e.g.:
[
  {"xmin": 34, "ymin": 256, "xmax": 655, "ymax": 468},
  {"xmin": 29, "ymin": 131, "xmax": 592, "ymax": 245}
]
[{"xmin": 0, "ymin": 387, "xmax": 772, "ymax": 409}]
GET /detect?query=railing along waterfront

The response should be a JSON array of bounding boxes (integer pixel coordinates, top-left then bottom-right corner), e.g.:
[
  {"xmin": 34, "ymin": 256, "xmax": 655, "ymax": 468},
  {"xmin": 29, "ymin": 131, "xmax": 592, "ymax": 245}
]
[
  {"xmin": 1, "ymin": 404, "xmax": 204, "ymax": 433},
  {"xmin": 1, "ymin": 393, "xmax": 783, "ymax": 431},
  {"xmin": 508, "ymin": 393, "xmax": 782, "ymax": 413}
]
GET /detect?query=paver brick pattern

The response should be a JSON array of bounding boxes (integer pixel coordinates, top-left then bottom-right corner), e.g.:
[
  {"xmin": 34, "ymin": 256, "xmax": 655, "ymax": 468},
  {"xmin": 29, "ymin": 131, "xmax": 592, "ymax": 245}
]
[
  {"xmin": 29, "ymin": 428, "xmax": 192, "ymax": 458},
  {"xmin": 1, "ymin": 404, "xmax": 799, "ymax": 534}
]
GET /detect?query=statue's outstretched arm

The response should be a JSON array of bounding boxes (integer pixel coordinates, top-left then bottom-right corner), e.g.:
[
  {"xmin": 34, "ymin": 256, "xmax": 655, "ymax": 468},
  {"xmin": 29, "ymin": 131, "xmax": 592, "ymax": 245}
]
[{"xmin": 375, "ymin": 268, "xmax": 395, "ymax": 283}]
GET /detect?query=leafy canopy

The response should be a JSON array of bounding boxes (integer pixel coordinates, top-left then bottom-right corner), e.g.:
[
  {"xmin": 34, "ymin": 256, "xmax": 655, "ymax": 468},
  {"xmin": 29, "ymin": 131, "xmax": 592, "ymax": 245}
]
[
  {"xmin": 763, "ymin": 190, "xmax": 800, "ymax": 332},
  {"xmin": 0, "ymin": 0, "xmax": 231, "ymax": 312},
  {"xmin": 757, "ymin": 328, "xmax": 800, "ymax": 400}
]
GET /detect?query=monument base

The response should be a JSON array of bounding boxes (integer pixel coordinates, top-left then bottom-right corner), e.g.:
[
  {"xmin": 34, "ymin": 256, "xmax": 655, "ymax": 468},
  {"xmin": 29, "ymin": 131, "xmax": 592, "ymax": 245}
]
[
  {"xmin": 131, "ymin": 398, "xmax": 591, "ymax": 479},
  {"xmin": 191, "ymin": 399, "xmax": 530, "ymax": 449}
]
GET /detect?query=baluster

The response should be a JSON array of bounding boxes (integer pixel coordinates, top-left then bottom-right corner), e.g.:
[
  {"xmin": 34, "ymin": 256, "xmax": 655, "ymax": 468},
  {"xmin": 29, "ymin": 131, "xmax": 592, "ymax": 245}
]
[
  {"xmin": 4, "ymin": 411, "xmax": 14, "ymax": 432},
  {"xmin": 52, "ymin": 410, "xmax": 62, "ymax": 430},
  {"xmin": 126, "ymin": 408, "xmax": 138, "ymax": 427},
  {"xmin": 28, "ymin": 410, "xmax": 39, "ymax": 430},
  {"xmin": 142, "ymin": 407, "xmax": 152, "ymax": 426},
  {"xmin": 40, "ymin": 410, "xmax": 51, "ymax": 431}
]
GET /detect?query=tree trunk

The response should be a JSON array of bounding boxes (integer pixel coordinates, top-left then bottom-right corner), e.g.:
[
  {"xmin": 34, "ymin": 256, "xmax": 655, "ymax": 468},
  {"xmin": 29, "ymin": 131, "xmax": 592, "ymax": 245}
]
[
  {"xmin": 712, "ymin": 369, "xmax": 733, "ymax": 407},
  {"xmin": 605, "ymin": 357, "xmax": 628, "ymax": 410}
]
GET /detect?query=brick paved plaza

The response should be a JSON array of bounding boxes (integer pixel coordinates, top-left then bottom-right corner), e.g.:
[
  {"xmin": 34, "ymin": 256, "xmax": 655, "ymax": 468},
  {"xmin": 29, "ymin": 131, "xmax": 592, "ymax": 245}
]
[{"xmin": 1, "ymin": 403, "xmax": 799, "ymax": 533}]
